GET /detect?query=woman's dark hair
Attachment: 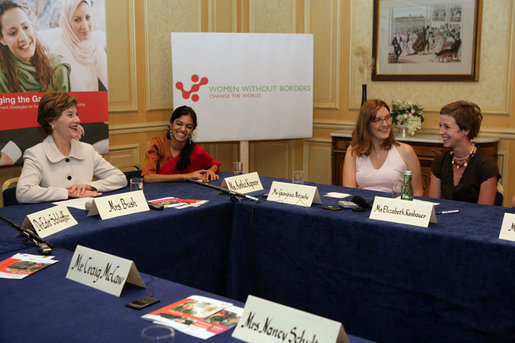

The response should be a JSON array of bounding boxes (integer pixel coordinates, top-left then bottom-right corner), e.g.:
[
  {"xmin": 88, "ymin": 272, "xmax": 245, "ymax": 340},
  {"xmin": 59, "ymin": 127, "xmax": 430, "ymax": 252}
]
[
  {"xmin": 37, "ymin": 92, "xmax": 77, "ymax": 134},
  {"xmin": 440, "ymin": 100, "xmax": 482, "ymax": 140},
  {"xmin": 0, "ymin": 1, "xmax": 56, "ymax": 92},
  {"xmin": 350, "ymin": 99, "xmax": 398, "ymax": 157},
  {"xmin": 167, "ymin": 105, "xmax": 197, "ymax": 171}
]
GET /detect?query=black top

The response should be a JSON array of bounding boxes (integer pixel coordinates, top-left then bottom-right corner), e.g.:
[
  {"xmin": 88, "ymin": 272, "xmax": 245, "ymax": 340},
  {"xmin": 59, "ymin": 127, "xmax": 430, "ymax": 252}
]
[{"xmin": 431, "ymin": 148, "xmax": 500, "ymax": 203}]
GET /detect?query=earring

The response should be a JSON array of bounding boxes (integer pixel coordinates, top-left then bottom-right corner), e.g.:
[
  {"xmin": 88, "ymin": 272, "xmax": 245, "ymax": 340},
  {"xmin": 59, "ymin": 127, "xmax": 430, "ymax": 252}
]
[
  {"xmin": 50, "ymin": 124, "xmax": 55, "ymax": 130},
  {"xmin": 166, "ymin": 128, "xmax": 172, "ymax": 139}
]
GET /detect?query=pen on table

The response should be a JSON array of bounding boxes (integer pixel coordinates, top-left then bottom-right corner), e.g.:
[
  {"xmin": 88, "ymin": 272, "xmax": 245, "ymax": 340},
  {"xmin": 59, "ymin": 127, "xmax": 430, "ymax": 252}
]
[{"xmin": 437, "ymin": 210, "xmax": 460, "ymax": 214}]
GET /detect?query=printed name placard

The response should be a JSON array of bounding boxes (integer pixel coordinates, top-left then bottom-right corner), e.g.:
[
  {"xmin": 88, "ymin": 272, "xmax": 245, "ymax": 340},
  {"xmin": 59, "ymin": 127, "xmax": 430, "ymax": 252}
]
[
  {"xmin": 221, "ymin": 172, "xmax": 264, "ymax": 194},
  {"xmin": 66, "ymin": 245, "xmax": 146, "ymax": 297},
  {"xmin": 369, "ymin": 196, "xmax": 437, "ymax": 228},
  {"xmin": 267, "ymin": 181, "xmax": 321, "ymax": 207},
  {"xmin": 499, "ymin": 213, "xmax": 515, "ymax": 242},
  {"xmin": 233, "ymin": 295, "xmax": 349, "ymax": 343},
  {"xmin": 22, "ymin": 205, "xmax": 78, "ymax": 238},
  {"xmin": 87, "ymin": 190, "xmax": 150, "ymax": 220}
]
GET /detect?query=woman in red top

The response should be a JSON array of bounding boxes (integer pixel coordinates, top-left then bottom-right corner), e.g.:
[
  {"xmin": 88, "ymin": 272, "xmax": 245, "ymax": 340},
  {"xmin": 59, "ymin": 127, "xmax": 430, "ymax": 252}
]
[{"xmin": 142, "ymin": 106, "xmax": 221, "ymax": 183}]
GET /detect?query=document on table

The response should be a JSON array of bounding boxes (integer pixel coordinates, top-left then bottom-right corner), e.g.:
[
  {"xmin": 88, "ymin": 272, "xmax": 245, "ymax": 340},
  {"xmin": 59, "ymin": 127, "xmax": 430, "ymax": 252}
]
[
  {"xmin": 53, "ymin": 197, "xmax": 93, "ymax": 210},
  {"xmin": 324, "ymin": 192, "xmax": 350, "ymax": 199}
]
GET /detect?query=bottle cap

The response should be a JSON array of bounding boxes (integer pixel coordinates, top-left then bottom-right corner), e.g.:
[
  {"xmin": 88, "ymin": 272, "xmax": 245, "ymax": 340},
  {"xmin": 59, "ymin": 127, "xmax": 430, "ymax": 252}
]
[{"xmin": 404, "ymin": 170, "xmax": 412, "ymax": 175}]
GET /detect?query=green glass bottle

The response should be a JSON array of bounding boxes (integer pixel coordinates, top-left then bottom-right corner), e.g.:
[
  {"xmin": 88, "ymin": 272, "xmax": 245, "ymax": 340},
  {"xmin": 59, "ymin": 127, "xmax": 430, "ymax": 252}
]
[{"xmin": 401, "ymin": 170, "xmax": 413, "ymax": 201}]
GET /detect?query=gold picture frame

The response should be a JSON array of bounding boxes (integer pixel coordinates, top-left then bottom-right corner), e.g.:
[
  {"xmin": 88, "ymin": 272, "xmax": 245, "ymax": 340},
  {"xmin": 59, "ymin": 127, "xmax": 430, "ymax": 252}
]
[{"xmin": 372, "ymin": 0, "xmax": 482, "ymax": 81}]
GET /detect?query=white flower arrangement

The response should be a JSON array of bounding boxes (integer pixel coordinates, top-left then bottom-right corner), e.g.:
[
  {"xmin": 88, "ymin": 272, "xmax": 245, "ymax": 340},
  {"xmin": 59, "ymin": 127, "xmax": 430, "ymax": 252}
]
[{"xmin": 390, "ymin": 100, "xmax": 424, "ymax": 136}]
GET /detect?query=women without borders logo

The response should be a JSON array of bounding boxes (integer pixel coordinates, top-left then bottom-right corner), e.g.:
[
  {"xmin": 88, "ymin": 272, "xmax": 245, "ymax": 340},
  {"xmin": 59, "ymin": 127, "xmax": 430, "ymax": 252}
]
[{"xmin": 175, "ymin": 74, "xmax": 209, "ymax": 102}]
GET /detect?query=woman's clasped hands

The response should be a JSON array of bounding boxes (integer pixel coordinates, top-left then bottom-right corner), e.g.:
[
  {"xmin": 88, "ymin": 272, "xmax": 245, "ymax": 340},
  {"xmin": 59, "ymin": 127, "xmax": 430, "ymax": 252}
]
[{"xmin": 66, "ymin": 184, "xmax": 102, "ymax": 198}]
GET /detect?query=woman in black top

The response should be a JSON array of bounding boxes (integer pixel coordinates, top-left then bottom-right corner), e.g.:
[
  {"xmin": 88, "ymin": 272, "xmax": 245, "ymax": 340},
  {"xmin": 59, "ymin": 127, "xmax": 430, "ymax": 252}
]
[{"xmin": 429, "ymin": 100, "xmax": 499, "ymax": 204}]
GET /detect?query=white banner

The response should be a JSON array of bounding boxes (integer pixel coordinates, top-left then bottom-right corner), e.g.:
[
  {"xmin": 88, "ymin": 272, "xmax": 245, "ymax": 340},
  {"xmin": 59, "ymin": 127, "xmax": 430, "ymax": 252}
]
[{"xmin": 171, "ymin": 33, "xmax": 313, "ymax": 142}]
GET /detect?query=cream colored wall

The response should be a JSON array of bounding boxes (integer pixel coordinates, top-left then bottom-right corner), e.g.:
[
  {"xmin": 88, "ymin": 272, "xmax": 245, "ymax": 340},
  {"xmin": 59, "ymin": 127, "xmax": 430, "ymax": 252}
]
[{"xmin": 1, "ymin": 0, "xmax": 514, "ymax": 206}]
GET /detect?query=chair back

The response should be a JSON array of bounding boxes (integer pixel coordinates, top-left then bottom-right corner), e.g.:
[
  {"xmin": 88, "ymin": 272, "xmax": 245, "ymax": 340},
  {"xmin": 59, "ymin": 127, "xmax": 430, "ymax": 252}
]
[
  {"xmin": 495, "ymin": 182, "xmax": 504, "ymax": 206},
  {"xmin": 121, "ymin": 165, "xmax": 142, "ymax": 183},
  {"xmin": 1, "ymin": 177, "xmax": 19, "ymax": 207}
]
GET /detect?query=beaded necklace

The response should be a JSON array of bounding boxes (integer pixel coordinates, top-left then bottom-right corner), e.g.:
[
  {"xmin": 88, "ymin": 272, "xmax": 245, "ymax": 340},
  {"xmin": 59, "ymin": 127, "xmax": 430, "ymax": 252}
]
[{"xmin": 451, "ymin": 145, "xmax": 476, "ymax": 169}]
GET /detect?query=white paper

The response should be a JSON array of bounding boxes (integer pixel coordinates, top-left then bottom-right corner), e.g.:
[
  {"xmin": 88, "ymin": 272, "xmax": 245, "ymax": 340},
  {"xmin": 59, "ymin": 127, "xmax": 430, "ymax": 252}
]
[
  {"xmin": 88, "ymin": 190, "xmax": 150, "ymax": 220},
  {"xmin": 267, "ymin": 181, "xmax": 321, "ymax": 207},
  {"xmin": 53, "ymin": 197, "xmax": 94, "ymax": 210},
  {"xmin": 324, "ymin": 192, "xmax": 350, "ymax": 199},
  {"xmin": 221, "ymin": 172, "xmax": 264, "ymax": 194},
  {"xmin": 370, "ymin": 196, "xmax": 437, "ymax": 228},
  {"xmin": 499, "ymin": 213, "xmax": 515, "ymax": 242},
  {"xmin": 233, "ymin": 295, "xmax": 349, "ymax": 343},
  {"xmin": 66, "ymin": 245, "xmax": 145, "ymax": 297},
  {"xmin": 22, "ymin": 205, "xmax": 78, "ymax": 238}
]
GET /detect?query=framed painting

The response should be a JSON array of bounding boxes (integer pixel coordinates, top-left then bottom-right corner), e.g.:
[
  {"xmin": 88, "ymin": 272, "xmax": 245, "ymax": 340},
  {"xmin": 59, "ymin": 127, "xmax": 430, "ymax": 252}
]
[{"xmin": 372, "ymin": 0, "xmax": 482, "ymax": 81}]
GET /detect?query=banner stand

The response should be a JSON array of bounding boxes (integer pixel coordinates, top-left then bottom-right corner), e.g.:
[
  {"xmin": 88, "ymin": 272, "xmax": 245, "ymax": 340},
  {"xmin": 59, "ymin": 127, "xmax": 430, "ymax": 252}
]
[{"xmin": 240, "ymin": 140, "xmax": 249, "ymax": 174}]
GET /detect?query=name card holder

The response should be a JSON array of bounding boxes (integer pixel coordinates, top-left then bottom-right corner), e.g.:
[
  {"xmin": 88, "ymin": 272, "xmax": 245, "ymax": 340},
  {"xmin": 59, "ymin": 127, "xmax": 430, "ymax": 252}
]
[
  {"xmin": 87, "ymin": 190, "xmax": 150, "ymax": 220},
  {"xmin": 22, "ymin": 205, "xmax": 78, "ymax": 238},
  {"xmin": 267, "ymin": 181, "xmax": 321, "ymax": 207},
  {"xmin": 499, "ymin": 213, "xmax": 515, "ymax": 242},
  {"xmin": 369, "ymin": 196, "xmax": 437, "ymax": 228},
  {"xmin": 66, "ymin": 245, "xmax": 146, "ymax": 297},
  {"xmin": 233, "ymin": 295, "xmax": 349, "ymax": 343},
  {"xmin": 221, "ymin": 172, "xmax": 264, "ymax": 194}
]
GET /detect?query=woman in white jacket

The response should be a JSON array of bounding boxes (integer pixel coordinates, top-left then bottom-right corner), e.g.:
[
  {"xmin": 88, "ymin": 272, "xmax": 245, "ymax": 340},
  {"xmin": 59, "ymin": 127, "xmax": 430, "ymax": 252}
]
[
  {"xmin": 16, "ymin": 92, "xmax": 126, "ymax": 203},
  {"xmin": 53, "ymin": 0, "xmax": 107, "ymax": 91}
]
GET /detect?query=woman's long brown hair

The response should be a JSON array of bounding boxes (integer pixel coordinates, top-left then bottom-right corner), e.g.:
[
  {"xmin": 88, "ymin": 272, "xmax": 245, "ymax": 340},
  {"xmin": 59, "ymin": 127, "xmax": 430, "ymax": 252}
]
[
  {"xmin": 350, "ymin": 99, "xmax": 398, "ymax": 157},
  {"xmin": 0, "ymin": 1, "xmax": 55, "ymax": 92}
]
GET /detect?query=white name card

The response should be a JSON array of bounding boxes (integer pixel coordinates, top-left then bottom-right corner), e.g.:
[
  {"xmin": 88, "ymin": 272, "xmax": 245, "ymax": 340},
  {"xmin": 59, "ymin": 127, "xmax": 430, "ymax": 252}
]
[
  {"xmin": 369, "ymin": 196, "xmax": 437, "ymax": 228},
  {"xmin": 22, "ymin": 205, "xmax": 77, "ymax": 238},
  {"xmin": 499, "ymin": 213, "xmax": 515, "ymax": 242},
  {"xmin": 87, "ymin": 190, "xmax": 150, "ymax": 220},
  {"xmin": 221, "ymin": 172, "xmax": 264, "ymax": 194},
  {"xmin": 233, "ymin": 295, "xmax": 349, "ymax": 343},
  {"xmin": 66, "ymin": 245, "xmax": 146, "ymax": 297},
  {"xmin": 267, "ymin": 181, "xmax": 321, "ymax": 207}
]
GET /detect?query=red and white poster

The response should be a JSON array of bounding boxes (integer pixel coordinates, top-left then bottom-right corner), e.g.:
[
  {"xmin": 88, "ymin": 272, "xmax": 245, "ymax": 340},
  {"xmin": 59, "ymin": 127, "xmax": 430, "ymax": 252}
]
[{"xmin": 0, "ymin": 0, "xmax": 108, "ymax": 166}]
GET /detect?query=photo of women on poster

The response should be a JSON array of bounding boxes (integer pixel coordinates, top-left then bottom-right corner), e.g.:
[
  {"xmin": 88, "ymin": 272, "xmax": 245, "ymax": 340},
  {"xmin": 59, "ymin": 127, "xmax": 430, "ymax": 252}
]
[{"xmin": 0, "ymin": 0, "xmax": 108, "ymax": 166}]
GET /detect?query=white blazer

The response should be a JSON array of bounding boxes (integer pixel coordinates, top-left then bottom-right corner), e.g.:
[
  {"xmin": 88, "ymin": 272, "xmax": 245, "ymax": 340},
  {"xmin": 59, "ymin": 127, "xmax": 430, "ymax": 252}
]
[{"xmin": 16, "ymin": 135, "xmax": 127, "ymax": 203}]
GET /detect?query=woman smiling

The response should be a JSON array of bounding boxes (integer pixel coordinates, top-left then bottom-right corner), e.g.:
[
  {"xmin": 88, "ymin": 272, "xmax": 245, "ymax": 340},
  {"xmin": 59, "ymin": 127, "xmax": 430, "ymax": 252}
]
[
  {"xmin": 343, "ymin": 99, "xmax": 423, "ymax": 195},
  {"xmin": 429, "ymin": 101, "xmax": 499, "ymax": 204},
  {"xmin": 16, "ymin": 92, "xmax": 126, "ymax": 203},
  {"xmin": 0, "ymin": 1, "xmax": 70, "ymax": 92},
  {"xmin": 53, "ymin": 0, "xmax": 107, "ymax": 91},
  {"xmin": 142, "ymin": 106, "xmax": 221, "ymax": 183}
]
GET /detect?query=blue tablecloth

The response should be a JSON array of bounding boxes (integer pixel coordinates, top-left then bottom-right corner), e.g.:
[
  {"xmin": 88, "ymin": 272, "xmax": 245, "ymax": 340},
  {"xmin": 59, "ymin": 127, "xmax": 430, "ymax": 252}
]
[
  {"xmin": 0, "ymin": 246, "xmax": 372, "ymax": 343},
  {"xmin": 1, "ymin": 174, "xmax": 514, "ymax": 342},
  {"xmin": 0, "ymin": 180, "xmax": 236, "ymax": 295},
  {"xmin": 227, "ymin": 177, "xmax": 515, "ymax": 343}
]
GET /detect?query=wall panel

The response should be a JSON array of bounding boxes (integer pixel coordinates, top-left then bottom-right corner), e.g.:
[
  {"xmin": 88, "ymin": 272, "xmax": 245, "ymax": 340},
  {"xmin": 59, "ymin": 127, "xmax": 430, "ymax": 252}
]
[
  {"xmin": 145, "ymin": 0, "xmax": 202, "ymax": 110},
  {"xmin": 106, "ymin": 0, "xmax": 137, "ymax": 112},
  {"xmin": 312, "ymin": 0, "xmax": 340, "ymax": 108}
]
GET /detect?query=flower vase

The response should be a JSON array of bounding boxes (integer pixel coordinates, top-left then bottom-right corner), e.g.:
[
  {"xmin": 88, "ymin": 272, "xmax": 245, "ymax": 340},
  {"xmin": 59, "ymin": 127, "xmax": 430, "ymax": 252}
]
[
  {"xmin": 361, "ymin": 84, "xmax": 367, "ymax": 106},
  {"xmin": 396, "ymin": 125, "xmax": 407, "ymax": 138}
]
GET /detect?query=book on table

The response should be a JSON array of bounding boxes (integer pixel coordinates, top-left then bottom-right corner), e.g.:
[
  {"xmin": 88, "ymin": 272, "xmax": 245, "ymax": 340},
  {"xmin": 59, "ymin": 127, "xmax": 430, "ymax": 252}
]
[
  {"xmin": 148, "ymin": 197, "xmax": 209, "ymax": 209},
  {"xmin": 0, "ymin": 253, "xmax": 58, "ymax": 279},
  {"xmin": 142, "ymin": 295, "xmax": 243, "ymax": 339}
]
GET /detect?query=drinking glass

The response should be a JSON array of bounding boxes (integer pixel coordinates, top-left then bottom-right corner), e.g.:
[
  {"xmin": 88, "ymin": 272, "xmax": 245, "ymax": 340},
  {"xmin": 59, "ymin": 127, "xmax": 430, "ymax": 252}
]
[
  {"xmin": 292, "ymin": 170, "xmax": 305, "ymax": 184},
  {"xmin": 232, "ymin": 161, "xmax": 243, "ymax": 176},
  {"xmin": 130, "ymin": 177, "xmax": 144, "ymax": 192},
  {"xmin": 392, "ymin": 181, "xmax": 403, "ymax": 198},
  {"xmin": 141, "ymin": 325, "xmax": 175, "ymax": 342}
]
